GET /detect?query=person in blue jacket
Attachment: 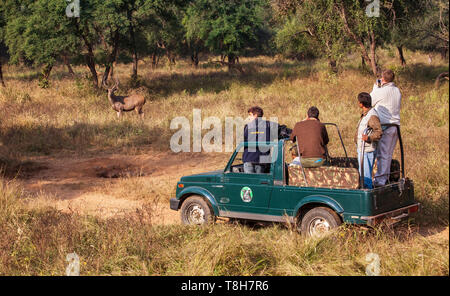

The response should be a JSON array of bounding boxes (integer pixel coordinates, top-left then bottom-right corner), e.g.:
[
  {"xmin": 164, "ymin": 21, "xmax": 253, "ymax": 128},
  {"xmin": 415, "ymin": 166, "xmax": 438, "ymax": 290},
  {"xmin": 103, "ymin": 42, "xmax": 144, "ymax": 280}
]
[{"xmin": 243, "ymin": 106, "xmax": 277, "ymax": 174}]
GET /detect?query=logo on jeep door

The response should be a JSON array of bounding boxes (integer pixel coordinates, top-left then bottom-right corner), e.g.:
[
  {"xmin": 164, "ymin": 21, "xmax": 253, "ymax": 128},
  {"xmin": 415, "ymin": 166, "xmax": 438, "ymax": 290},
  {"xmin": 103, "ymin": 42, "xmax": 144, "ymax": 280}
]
[{"xmin": 240, "ymin": 186, "xmax": 253, "ymax": 202}]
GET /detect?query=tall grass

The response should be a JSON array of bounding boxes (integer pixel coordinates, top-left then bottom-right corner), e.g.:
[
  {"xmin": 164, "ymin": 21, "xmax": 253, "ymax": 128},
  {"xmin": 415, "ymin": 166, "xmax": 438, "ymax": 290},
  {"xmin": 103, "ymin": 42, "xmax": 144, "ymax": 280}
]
[
  {"xmin": 0, "ymin": 49, "xmax": 448, "ymax": 275},
  {"xmin": 0, "ymin": 179, "xmax": 448, "ymax": 276}
]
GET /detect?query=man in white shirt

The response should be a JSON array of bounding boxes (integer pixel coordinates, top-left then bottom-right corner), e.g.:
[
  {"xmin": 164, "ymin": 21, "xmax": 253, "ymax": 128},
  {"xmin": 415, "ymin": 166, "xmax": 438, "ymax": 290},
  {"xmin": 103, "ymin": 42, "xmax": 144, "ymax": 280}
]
[{"xmin": 370, "ymin": 69, "xmax": 401, "ymax": 187}]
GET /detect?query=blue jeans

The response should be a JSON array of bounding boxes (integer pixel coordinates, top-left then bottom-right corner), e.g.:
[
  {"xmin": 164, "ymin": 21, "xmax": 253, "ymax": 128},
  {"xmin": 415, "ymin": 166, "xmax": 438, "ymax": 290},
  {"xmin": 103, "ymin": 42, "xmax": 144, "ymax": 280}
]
[
  {"xmin": 357, "ymin": 149, "xmax": 376, "ymax": 189},
  {"xmin": 244, "ymin": 162, "xmax": 264, "ymax": 174}
]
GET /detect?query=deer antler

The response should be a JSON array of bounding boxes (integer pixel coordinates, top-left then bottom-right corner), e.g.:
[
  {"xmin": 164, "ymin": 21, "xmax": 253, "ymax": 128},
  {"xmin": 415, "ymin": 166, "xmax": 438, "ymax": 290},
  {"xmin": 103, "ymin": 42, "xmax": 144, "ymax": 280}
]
[
  {"xmin": 102, "ymin": 79, "xmax": 109, "ymax": 89},
  {"xmin": 102, "ymin": 75, "xmax": 118, "ymax": 91},
  {"xmin": 102, "ymin": 77, "xmax": 112, "ymax": 89},
  {"xmin": 113, "ymin": 76, "xmax": 120, "ymax": 89}
]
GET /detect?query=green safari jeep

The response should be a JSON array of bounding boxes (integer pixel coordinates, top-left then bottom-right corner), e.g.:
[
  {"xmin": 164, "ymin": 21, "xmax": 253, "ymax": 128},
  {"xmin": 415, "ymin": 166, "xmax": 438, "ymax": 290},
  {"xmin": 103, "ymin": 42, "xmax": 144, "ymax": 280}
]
[{"xmin": 169, "ymin": 124, "xmax": 420, "ymax": 236}]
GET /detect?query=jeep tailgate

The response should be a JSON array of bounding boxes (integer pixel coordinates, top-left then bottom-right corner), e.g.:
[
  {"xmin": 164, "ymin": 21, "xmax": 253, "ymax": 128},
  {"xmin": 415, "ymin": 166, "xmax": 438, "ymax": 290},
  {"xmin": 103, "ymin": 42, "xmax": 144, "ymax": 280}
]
[{"xmin": 371, "ymin": 178, "xmax": 415, "ymax": 216}]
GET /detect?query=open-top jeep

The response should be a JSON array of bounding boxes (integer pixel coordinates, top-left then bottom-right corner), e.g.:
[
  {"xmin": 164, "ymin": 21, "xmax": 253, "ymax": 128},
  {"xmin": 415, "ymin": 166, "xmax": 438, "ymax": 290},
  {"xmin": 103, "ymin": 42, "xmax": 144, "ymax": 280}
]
[{"xmin": 170, "ymin": 124, "xmax": 420, "ymax": 236}]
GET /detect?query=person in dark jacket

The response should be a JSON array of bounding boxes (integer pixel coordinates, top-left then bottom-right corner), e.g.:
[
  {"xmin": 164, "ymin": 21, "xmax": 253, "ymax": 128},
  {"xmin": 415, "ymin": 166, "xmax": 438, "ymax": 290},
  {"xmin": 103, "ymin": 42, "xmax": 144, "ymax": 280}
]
[
  {"xmin": 243, "ymin": 106, "xmax": 276, "ymax": 173},
  {"xmin": 289, "ymin": 106, "xmax": 329, "ymax": 168}
]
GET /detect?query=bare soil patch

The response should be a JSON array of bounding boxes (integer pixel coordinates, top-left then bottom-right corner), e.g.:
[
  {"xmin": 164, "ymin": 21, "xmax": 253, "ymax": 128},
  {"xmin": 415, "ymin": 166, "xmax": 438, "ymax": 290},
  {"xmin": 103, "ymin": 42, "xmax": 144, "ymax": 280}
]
[
  {"xmin": 15, "ymin": 150, "xmax": 448, "ymax": 240},
  {"xmin": 20, "ymin": 151, "xmax": 227, "ymax": 223},
  {"xmin": 1, "ymin": 158, "xmax": 48, "ymax": 179}
]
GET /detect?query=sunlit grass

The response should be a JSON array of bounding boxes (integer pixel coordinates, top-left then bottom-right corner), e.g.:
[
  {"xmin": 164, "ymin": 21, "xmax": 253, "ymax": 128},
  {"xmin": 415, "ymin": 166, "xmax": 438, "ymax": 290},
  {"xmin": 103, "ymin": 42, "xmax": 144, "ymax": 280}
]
[{"xmin": 0, "ymin": 49, "xmax": 448, "ymax": 275}]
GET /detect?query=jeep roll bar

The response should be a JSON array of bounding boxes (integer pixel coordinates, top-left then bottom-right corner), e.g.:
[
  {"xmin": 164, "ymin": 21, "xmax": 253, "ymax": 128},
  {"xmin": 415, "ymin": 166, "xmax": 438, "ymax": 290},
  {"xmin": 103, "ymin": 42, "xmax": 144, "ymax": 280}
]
[
  {"xmin": 292, "ymin": 123, "xmax": 349, "ymax": 188},
  {"xmin": 323, "ymin": 123, "xmax": 348, "ymax": 158},
  {"xmin": 384, "ymin": 124, "xmax": 405, "ymax": 179},
  {"xmin": 292, "ymin": 123, "xmax": 405, "ymax": 189},
  {"xmin": 360, "ymin": 124, "xmax": 405, "ymax": 189}
]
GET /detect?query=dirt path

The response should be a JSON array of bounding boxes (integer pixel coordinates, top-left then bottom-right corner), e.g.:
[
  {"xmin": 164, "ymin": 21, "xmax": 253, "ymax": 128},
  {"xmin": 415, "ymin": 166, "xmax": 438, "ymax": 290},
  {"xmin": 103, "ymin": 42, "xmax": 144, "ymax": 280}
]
[
  {"xmin": 21, "ymin": 151, "xmax": 228, "ymax": 224},
  {"xmin": 17, "ymin": 151, "xmax": 449, "ymax": 241}
]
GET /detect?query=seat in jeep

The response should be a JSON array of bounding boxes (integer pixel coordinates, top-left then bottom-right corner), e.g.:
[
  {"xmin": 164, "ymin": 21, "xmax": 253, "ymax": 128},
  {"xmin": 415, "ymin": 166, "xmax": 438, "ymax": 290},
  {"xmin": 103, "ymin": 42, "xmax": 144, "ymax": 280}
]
[{"xmin": 288, "ymin": 164, "xmax": 360, "ymax": 189}]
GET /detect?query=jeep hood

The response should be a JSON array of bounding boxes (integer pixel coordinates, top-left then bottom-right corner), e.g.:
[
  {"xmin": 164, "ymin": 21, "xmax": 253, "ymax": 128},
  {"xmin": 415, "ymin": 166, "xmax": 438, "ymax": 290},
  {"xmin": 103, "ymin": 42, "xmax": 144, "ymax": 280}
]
[{"xmin": 180, "ymin": 170, "xmax": 223, "ymax": 182}]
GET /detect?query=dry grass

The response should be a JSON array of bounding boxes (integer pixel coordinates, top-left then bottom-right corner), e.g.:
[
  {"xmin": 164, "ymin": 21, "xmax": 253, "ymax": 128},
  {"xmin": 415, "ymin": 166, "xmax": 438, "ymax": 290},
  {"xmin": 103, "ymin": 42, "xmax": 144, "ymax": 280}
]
[
  {"xmin": 0, "ymin": 179, "xmax": 448, "ymax": 276},
  {"xmin": 0, "ymin": 48, "xmax": 448, "ymax": 275}
]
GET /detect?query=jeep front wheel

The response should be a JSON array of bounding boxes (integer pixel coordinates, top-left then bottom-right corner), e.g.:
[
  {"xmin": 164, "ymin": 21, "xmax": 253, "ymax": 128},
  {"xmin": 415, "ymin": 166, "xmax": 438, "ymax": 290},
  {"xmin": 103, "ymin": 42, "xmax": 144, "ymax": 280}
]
[
  {"xmin": 180, "ymin": 195, "xmax": 215, "ymax": 225},
  {"xmin": 299, "ymin": 207, "xmax": 342, "ymax": 236}
]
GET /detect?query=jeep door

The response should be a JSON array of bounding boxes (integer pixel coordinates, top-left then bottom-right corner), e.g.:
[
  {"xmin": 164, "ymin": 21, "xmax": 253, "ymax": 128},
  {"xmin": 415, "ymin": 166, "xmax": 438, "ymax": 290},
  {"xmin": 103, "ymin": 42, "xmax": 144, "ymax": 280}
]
[{"xmin": 218, "ymin": 144, "xmax": 275, "ymax": 214}]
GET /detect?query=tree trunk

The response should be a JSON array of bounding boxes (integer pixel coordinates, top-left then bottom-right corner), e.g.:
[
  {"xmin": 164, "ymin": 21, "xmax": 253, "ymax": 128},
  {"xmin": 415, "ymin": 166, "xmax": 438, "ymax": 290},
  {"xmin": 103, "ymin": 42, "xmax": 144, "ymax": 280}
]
[
  {"xmin": 132, "ymin": 51, "xmax": 138, "ymax": 79},
  {"xmin": 440, "ymin": 48, "xmax": 448, "ymax": 60},
  {"xmin": 102, "ymin": 66, "xmax": 111, "ymax": 86},
  {"xmin": 167, "ymin": 51, "xmax": 176, "ymax": 66},
  {"xmin": 226, "ymin": 55, "xmax": 244, "ymax": 74},
  {"xmin": 329, "ymin": 58, "xmax": 338, "ymax": 73},
  {"xmin": 63, "ymin": 55, "xmax": 75, "ymax": 76},
  {"xmin": 227, "ymin": 54, "xmax": 236, "ymax": 71},
  {"xmin": 361, "ymin": 55, "xmax": 366, "ymax": 67},
  {"xmin": 110, "ymin": 61, "xmax": 115, "ymax": 78},
  {"xmin": 191, "ymin": 51, "xmax": 199, "ymax": 67},
  {"xmin": 42, "ymin": 64, "xmax": 53, "ymax": 80},
  {"xmin": 337, "ymin": 3, "xmax": 376, "ymax": 76},
  {"xmin": 101, "ymin": 31, "xmax": 120, "ymax": 86},
  {"xmin": 38, "ymin": 64, "xmax": 53, "ymax": 88},
  {"xmin": 369, "ymin": 30, "xmax": 378, "ymax": 77},
  {"xmin": 151, "ymin": 53, "xmax": 158, "ymax": 69},
  {"xmin": 127, "ymin": 9, "xmax": 138, "ymax": 79},
  {"xmin": 0, "ymin": 62, "xmax": 5, "ymax": 87},
  {"xmin": 86, "ymin": 54, "xmax": 98, "ymax": 88},
  {"xmin": 397, "ymin": 46, "xmax": 406, "ymax": 66},
  {"xmin": 82, "ymin": 36, "xmax": 98, "ymax": 88},
  {"xmin": 76, "ymin": 22, "xmax": 98, "ymax": 88}
]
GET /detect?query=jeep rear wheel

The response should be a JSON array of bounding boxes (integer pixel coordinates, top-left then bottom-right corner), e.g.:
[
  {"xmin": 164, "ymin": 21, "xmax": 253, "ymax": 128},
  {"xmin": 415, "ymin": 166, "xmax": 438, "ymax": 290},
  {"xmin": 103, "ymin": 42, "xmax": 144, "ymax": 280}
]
[
  {"xmin": 299, "ymin": 207, "xmax": 342, "ymax": 236},
  {"xmin": 181, "ymin": 195, "xmax": 215, "ymax": 225}
]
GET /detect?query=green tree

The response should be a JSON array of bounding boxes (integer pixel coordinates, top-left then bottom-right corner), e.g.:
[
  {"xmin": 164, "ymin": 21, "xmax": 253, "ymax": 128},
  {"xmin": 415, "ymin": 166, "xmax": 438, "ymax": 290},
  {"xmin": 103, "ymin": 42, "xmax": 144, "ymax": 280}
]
[
  {"xmin": 93, "ymin": 0, "xmax": 131, "ymax": 85},
  {"xmin": 330, "ymin": 0, "xmax": 431, "ymax": 75},
  {"xmin": 66, "ymin": 0, "xmax": 101, "ymax": 87},
  {"xmin": 182, "ymin": 2, "xmax": 207, "ymax": 67},
  {"xmin": 402, "ymin": 0, "xmax": 448, "ymax": 59},
  {"xmin": 2, "ymin": 0, "xmax": 33, "ymax": 66},
  {"xmin": 387, "ymin": 0, "xmax": 428, "ymax": 66},
  {"xmin": 183, "ymin": 0, "xmax": 266, "ymax": 71},
  {"xmin": 3, "ymin": 0, "xmax": 90, "ymax": 87},
  {"xmin": 274, "ymin": 17, "xmax": 318, "ymax": 61},
  {"xmin": 272, "ymin": 0, "xmax": 350, "ymax": 72},
  {"xmin": 0, "ymin": 1, "xmax": 6, "ymax": 87},
  {"xmin": 332, "ymin": 0, "xmax": 392, "ymax": 76},
  {"xmin": 141, "ymin": 0, "xmax": 187, "ymax": 68},
  {"xmin": 3, "ymin": 0, "xmax": 80, "ymax": 87}
]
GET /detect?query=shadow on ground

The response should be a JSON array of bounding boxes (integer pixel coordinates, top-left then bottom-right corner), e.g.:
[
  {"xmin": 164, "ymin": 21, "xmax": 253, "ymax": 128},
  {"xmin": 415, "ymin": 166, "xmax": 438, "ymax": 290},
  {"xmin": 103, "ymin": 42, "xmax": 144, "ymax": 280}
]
[{"xmin": 0, "ymin": 121, "xmax": 167, "ymax": 156}]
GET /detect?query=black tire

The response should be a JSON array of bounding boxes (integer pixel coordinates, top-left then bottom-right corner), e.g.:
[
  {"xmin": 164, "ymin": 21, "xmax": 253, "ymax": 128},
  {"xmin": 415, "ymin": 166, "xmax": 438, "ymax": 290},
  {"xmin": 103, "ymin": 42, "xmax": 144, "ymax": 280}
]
[
  {"xmin": 299, "ymin": 207, "xmax": 342, "ymax": 236},
  {"xmin": 180, "ymin": 195, "xmax": 215, "ymax": 225}
]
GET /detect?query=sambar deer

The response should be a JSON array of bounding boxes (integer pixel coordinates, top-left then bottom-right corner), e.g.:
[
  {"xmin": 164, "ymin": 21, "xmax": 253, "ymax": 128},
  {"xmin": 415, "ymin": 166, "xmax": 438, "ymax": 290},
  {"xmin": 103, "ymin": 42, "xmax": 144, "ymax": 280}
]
[{"xmin": 103, "ymin": 77, "xmax": 146, "ymax": 119}]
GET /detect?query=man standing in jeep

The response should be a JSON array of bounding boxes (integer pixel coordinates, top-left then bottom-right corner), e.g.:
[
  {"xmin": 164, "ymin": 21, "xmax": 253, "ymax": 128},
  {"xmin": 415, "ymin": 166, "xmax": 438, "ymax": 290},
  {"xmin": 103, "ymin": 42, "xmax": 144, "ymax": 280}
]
[{"xmin": 370, "ymin": 69, "xmax": 402, "ymax": 187}]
